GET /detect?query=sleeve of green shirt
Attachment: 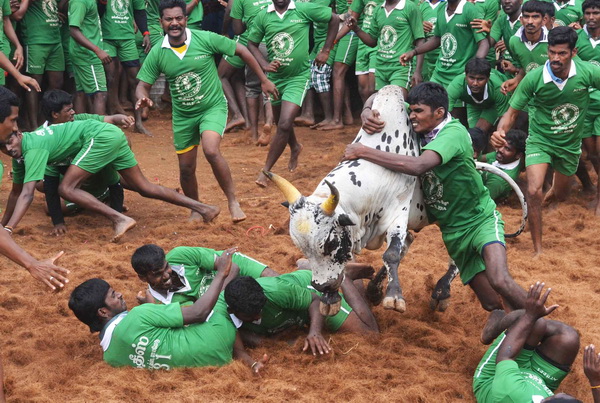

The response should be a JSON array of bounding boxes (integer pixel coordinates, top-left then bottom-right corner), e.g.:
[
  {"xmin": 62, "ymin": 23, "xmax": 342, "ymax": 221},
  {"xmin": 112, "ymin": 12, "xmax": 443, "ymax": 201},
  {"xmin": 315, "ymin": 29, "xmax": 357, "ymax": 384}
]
[
  {"xmin": 246, "ymin": 10, "xmax": 266, "ymax": 44},
  {"xmin": 483, "ymin": 171, "xmax": 511, "ymax": 200},
  {"xmin": 350, "ymin": 0, "xmax": 365, "ymax": 14},
  {"xmin": 365, "ymin": 7, "xmax": 380, "ymax": 38},
  {"xmin": 508, "ymin": 36, "xmax": 521, "ymax": 68},
  {"xmin": 74, "ymin": 113, "xmax": 105, "ymax": 122},
  {"xmin": 508, "ymin": 72, "xmax": 534, "ymax": 111},
  {"xmin": 433, "ymin": 6, "xmax": 443, "ymax": 37},
  {"xmin": 23, "ymin": 149, "xmax": 51, "ymax": 183},
  {"xmin": 422, "ymin": 128, "xmax": 462, "ymax": 164},
  {"xmin": 302, "ymin": 2, "xmax": 333, "ymax": 24},
  {"xmin": 467, "ymin": 4, "xmax": 487, "ymax": 43},
  {"xmin": 589, "ymin": 63, "xmax": 600, "ymax": 90},
  {"xmin": 204, "ymin": 31, "xmax": 237, "ymax": 57},
  {"xmin": 166, "ymin": 246, "xmax": 217, "ymax": 271},
  {"xmin": 138, "ymin": 302, "xmax": 184, "ymax": 328},
  {"xmin": 11, "ymin": 158, "xmax": 24, "ymax": 185},
  {"xmin": 136, "ymin": 47, "xmax": 161, "ymax": 85},
  {"xmin": 68, "ymin": 0, "xmax": 87, "ymax": 28},
  {"xmin": 446, "ymin": 75, "xmax": 465, "ymax": 112},
  {"xmin": 1, "ymin": 0, "xmax": 11, "ymax": 17},
  {"xmin": 230, "ymin": 0, "xmax": 243, "ymax": 20},
  {"xmin": 408, "ymin": 3, "xmax": 425, "ymax": 40},
  {"xmin": 490, "ymin": 16, "xmax": 503, "ymax": 42},
  {"xmin": 132, "ymin": 0, "xmax": 146, "ymax": 11},
  {"xmin": 269, "ymin": 279, "xmax": 313, "ymax": 311}
]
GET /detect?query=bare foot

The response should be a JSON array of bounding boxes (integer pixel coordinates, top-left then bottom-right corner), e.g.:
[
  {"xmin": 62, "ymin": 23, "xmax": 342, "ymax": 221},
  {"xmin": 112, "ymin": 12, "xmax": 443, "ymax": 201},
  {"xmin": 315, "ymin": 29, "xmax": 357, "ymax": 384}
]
[
  {"xmin": 199, "ymin": 205, "xmax": 221, "ymax": 223},
  {"xmin": 256, "ymin": 171, "xmax": 269, "ymax": 187},
  {"xmin": 343, "ymin": 114, "xmax": 354, "ymax": 125},
  {"xmin": 229, "ymin": 201, "xmax": 247, "ymax": 223},
  {"xmin": 310, "ymin": 119, "xmax": 332, "ymax": 129},
  {"xmin": 257, "ymin": 124, "xmax": 272, "ymax": 146},
  {"xmin": 480, "ymin": 309, "xmax": 506, "ymax": 345},
  {"xmin": 316, "ymin": 121, "xmax": 344, "ymax": 131},
  {"xmin": 135, "ymin": 121, "xmax": 154, "ymax": 137},
  {"xmin": 288, "ymin": 143, "xmax": 303, "ymax": 172},
  {"xmin": 295, "ymin": 116, "xmax": 315, "ymax": 126},
  {"xmin": 345, "ymin": 262, "xmax": 375, "ymax": 281},
  {"xmin": 225, "ymin": 116, "xmax": 246, "ymax": 133},
  {"xmin": 188, "ymin": 210, "xmax": 203, "ymax": 222},
  {"xmin": 582, "ymin": 185, "xmax": 597, "ymax": 196},
  {"xmin": 111, "ymin": 216, "xmax": 137, "ymax": 243}
]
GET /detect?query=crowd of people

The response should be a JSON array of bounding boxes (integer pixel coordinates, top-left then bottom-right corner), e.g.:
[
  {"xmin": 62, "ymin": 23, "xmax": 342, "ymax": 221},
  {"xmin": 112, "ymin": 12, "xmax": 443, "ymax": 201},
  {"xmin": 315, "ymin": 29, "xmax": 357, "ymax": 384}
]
[{"xmin": 0, "ymin": 0, "xmax": 599, "ymax": 399}]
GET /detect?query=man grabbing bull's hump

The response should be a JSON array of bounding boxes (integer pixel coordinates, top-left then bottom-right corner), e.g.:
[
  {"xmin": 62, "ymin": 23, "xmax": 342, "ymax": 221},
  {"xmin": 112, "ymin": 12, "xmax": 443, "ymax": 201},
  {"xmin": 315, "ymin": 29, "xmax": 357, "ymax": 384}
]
[{"xmin": 343, "ymin": 82, "xmax": 527, "ymax": 313}]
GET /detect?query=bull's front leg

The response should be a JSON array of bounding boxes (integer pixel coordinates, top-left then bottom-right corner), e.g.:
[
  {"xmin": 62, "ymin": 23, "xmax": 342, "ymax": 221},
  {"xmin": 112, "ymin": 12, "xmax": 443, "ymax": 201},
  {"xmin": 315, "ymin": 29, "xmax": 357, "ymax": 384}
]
[
  {"xmin": 381, "ymin": 232, "xmax": 414, "ymax": 313},
  {"xmin": 429, "ymin": 258, "xmax": 459, "ymax": 312}
]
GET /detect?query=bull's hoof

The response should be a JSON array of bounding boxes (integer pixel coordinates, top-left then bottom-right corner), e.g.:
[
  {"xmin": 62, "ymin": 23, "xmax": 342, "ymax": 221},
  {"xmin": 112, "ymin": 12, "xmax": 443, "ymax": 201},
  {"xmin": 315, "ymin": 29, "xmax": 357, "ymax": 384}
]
[
  {"xmin": 366, "ymin": 266, "xmax": 386, "ymax": 306},
  {"xmin": 429, "ymin": 297, "xmax": 451, "ymax": 312},
  {"xmin": 320, "ymin": 300, "xmax": 341, "ymax": 316},
  {"xmin": 382, "ymin": 296, "xmax": 406, "ymax": 313}
]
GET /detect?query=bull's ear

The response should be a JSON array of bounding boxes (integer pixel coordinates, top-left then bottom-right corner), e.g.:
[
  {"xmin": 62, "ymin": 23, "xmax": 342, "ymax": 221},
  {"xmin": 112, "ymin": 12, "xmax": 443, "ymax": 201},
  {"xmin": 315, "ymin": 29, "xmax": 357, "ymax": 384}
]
[
  {"xmin": 338, "ymin": 214, "xmax": 355, "ymax": 226},
  {"xmin": 281, "ymin": 201, "xmax": 290, "ymax": 208}
]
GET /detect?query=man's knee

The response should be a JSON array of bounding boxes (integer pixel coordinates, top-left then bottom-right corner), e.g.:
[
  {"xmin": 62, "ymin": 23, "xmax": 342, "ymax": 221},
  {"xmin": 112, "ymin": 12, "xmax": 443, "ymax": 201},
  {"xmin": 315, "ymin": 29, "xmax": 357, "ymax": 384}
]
[
  {"xmin": 278, "ymin": 117, "xmax": 294, "ymax": 132},
  {"xmin": 178, "ymin": 159, "xmax": 197, "ymax": 178},
  {"xmin": 527, "ymin": 182, "xmax": 543, "ymax": 202},
  {"xmin": 202, "ymin": 145, "xmax": 222, "ymax": 163}
]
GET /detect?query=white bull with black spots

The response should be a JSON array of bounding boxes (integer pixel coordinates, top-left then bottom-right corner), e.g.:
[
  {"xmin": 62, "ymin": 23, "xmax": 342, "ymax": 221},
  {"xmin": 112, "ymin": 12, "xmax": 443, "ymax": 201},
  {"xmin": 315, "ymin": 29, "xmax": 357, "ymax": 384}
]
[{"xmin": 265, "ymin": 85, "xmax": 527, "ymax": 315}]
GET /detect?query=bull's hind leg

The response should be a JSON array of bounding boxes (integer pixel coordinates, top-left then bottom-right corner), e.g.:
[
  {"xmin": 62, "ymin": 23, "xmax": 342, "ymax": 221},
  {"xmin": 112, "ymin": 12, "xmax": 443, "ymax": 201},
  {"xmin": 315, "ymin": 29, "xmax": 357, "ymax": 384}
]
[
  {"xmin": 430, "ymin": 259, "xmax": 459, "ymax": 312},
  {"xmin": 382, "ymin": 231, "xmax": 414, "ymax": 313}
]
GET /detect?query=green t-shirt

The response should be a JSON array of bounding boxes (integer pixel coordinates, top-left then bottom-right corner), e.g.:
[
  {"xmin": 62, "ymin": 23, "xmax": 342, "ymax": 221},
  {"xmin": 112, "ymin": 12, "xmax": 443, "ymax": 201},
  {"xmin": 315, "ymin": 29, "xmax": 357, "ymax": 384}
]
[
  {"xmin": 447, "ymin": 70, "xmax": 511, "ymax": 124},
  {"xmin": 145, "ymin": 0, "xmax": 160, "ymax": 33},
  {"xmin": 230, "ymin": 0, "xmax": 272, "ymax": 45},
  {"xmin": 432, "ymin": 0, "xmax": 486, "ymax": 86},
  {"xmin": 472, "ymin": 0, "xmax": 499, "ymax": 21},
  {"xmin": 420, "ymin": 118, "xmax": 497, "ymax": 232},
  {"xmin": 21, "ymin": 0, "xmax": 61, "ymax": 45},
  {"xmin": 0, "ymin": 0, "xmax": 12, "ymax": 49},
  {"xmin": 12, "ymin": 120, "xmax": 116, "ymax": 184},
  {"xmin": 240, "ymin": 272, "xmax": 316, "ymax": 335},
  {"xmin": 101, "ymin": 0, "xmax": 146, "ymax": 40},
  {"xmin": 350, "ymin": 0, "xmax": 379, "ymax": 31},
  {"xmin": 576, "ymin": 26, "xmax": 600, "ymax": 102},
  {"xmin": 491, "ymin": 360, "xmax": 553, "ymax": 401},
  {"xmin": 490, "ymin": 11, "xmax": 521, "ymax": 63},
  {"xmin": 480, "ymin": 152, "xmax": 521, "ymax": 201},
  {"xmin": 137, "ymin": 29, "xmax": 236, "ymax": 117},
  {"xmin": 419, "ymin": 0, "xmax": 443, "ymax": 65},
  {"xmin": 247, "ymin": 2, "xmax": 332, "ymax": 79},
  {"xmin": 147, "ymin": 246, "xmax": 267, "ymax": 305},
  {"xmin": 366, "ymin": 0, "xmax": 424, "ymax": 68},
  {"xmin": 68, "ymin": 0, "xmax": 104, "ymax": 63},
  {"xmin": 100, "ymin": 300, "xmax": 236, "ymax": 369},
  {"xmin": 508, "ymin": 27, "xmax": 548, "ymax": 72},
  {"xmin": 509, "ymin": 59, "xmax": 600, "ymax": 154},
  {"xmin": 186, "ymin": 0, "xmax": 203, "ymax": 27},
  {"xmin": 552, "ymin": 0, "xmax": 583, "ymax": 26},
  {"xmin": 334, "ymin": 0, "xmax": 350, "ymax": 14}
]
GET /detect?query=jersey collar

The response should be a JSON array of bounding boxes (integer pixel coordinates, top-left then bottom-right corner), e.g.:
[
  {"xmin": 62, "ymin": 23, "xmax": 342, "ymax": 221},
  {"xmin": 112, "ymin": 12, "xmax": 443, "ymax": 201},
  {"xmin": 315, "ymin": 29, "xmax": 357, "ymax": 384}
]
[
  {"xmin": 421, "ymin": 114, "xmax": 451, "ymax": 146},
  {"xmin": 99, "ymin": 311, "xmax": 128, "ymax": 352},
  {"xmin": 161, "ymin": 28, "xmax": 193, "ymax": 60},
  {"xmin": 543, "ymin": 59, "xmax": 576, "ymax": 91},
  {"xmin": 584, "ymin": 25, "xmax": 600, "ymax": 48},
  {"xmin": 553, "ymin": 0, "xmax": 576, "ymax": 10},
  {"xmin": 445, "ymin": 0, "xmax": 467, "ymax": 23},
  {"xmin": 381, "ymin": 0, "xmax": 407, "ymax": 17},
  {"xmin": 492, "ymin": 158, "xmax": 521, "ymax": 171},
  {"xmin": 466, "ymin": 82, "xmax": 489, "ymax": 104},
  {"xmin": 507, "ymin": 13, "xmax": 521, "ymax": 29},
  {"xmin": 147, "ymin": 264, "xmax": 192, "ymax": 304},
  {"xmin": 515, "ymin": 26, "xmax": 548, "ymax": 50},
  {"xmin": 267, "ymin": 0, "xmax": 296, "ymax": 18}
]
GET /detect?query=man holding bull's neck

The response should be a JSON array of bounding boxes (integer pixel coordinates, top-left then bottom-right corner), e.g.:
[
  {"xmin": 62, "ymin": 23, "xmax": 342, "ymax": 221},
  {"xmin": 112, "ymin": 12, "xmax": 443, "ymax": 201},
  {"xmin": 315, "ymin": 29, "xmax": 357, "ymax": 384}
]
[{"xmin": 343, "ymin": 82, "xmax": 527, "ymax": 312}]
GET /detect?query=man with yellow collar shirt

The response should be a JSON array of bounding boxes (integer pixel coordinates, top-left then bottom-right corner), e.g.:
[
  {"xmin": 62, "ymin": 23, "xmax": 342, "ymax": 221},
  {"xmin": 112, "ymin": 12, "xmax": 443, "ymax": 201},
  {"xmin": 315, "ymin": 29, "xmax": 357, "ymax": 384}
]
[{"xmin": 136, "ymin": 0, "xmax": 278, "ymax": 223}]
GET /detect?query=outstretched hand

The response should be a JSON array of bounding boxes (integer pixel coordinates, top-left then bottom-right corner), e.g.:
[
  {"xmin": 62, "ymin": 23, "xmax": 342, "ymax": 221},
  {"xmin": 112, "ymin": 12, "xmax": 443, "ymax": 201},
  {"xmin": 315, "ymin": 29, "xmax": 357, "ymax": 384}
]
[
  {"xmin": 361, "ymin": 108, "xmax": 385, "ymax": 134},
  {"xmin": 251, "ymin": 353, "xmax": 269, "ymax": 376},
  {"xmin": 302, "ymin": 331, "xmax": 332, "ymax": 356},
  {"xmin": 490, "ymin": 130, "xmax": 508, "ymax": 149},
  {"xmin": 584, "ymin": 344, "xmax": 600, "ymax": 387},
  {"xmin": 524, "ymin": 282, "xmax": 558, "ymax": 320},
  {"xmin": 215, "ymin": 247, "xmax": 238, "ymax": 277},
  {"xmin": 136, "ymin": 97, "xmax": 154, "ymax": 110},
  {"xmin": 27, "ymin": 251, "xmax": 70, "ymax": 291}
]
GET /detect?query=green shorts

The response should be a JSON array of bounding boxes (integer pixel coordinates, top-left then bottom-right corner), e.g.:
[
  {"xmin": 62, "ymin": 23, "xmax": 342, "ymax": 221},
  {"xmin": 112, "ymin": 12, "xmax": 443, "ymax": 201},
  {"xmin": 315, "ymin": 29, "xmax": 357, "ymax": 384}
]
[
  {"xmin": 525, "ymin": 137, "xmax": 580, "ymax": 176},
  {"xmin": 25, "ymin": 43, "xmax": 65, "ymax": 75},
  {"xmin": 473, "ymin": 332, "xmax": 569, "ymax": 402},
  {"xmin": 269, "ymin": 73, "xmax": 309, "ymax": 107},
  {"xmin": 442, "ymin": 210, "xmax": 505, "ymax": 285},
  {"xmin": 467, "ymin": 105, "xmax": 499, "ymax": 128},
  {"xmin": 582, "ymin": 96, "xmax": 600, "ymax": 138},
  {"xmin": 222, "ymin": 35, "xmax": 245, "ymax": 69},
  {"xmin": 215, "ymin": 250, "xmax": 268, "ymax": 278},
  {"xmin": 333, "ymin": 33, "xmax": 358, "ymax": 65},
  {"xmin": 172, "ymin": 101, "xmax": 228, "ymax": 152},
  {"xmin": 103, "ymin": 38, "xmax": 140, "ymax": 63},
  {"xmin": 72, "ymin": 125, "xmax": 137, "ymax": 173},
  {"xmin": 355, "ymin": 42, "xmax": 376, "ymax": 75},
  {"xmin": 73, "ymin": 62, "xmax": 107, "ymax": 94},
  {"xmin": 375, "ymin": 63, "xmax": 413, "ymax": 91}
]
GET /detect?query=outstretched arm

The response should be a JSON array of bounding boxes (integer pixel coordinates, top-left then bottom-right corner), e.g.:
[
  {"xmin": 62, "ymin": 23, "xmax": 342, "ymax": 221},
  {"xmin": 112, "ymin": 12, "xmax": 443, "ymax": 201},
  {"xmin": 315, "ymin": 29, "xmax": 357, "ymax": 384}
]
[
  {"xmin": 233, "ymin": 333, "xmax": 269, "ymax": 375},
  {"xmin": 491, "ymin": 107, "xmax": 519, "ymax": 149},
  {"xmin": 5, "ymin": 181, "xmax": 37, "ymax": 229},
  {"xmin": 475, "ymin": 38, "xmax": 490, "ymax": 59},
  {"xmin": 303, "ymin": 294, "xmax": 332, "ymax": 355},
  {"xmin": 343, "ymin": 144, "xmax": 442, "ymax": 176},
  {"xmin": 235, "ymin": 44, "xmax": 278, "ymax": 99}
]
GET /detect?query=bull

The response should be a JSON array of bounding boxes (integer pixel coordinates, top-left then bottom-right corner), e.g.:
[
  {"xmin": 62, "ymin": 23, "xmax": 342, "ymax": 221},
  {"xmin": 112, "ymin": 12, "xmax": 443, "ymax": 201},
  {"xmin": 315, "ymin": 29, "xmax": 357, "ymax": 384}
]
[{"xmin": 265, "ymin": 85, "xmax": 526, "ymax": 315}]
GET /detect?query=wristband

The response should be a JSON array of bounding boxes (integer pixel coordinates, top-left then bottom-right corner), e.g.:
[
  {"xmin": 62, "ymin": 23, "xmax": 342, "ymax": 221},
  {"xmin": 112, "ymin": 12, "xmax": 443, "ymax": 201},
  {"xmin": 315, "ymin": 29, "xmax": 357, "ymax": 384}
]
[
  {"xmin": 251, "ymin": 361, "xmax": 258, "ymax": 370},
  {"xmin": 4, "ymin": 226, "xmax": 13, "ymax": 234},
  {"xmin": 143, "ymin": 31, "xmax": 150, "ymax": 36}
]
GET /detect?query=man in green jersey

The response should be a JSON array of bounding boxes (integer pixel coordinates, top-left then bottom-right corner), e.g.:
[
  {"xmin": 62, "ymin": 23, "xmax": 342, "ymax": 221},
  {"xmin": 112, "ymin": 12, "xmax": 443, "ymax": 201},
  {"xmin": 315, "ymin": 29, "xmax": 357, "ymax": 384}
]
[
  {"xmin": 224, "ymin": 269, "xmax": 378, "ymax": 355},
  {"xmin": 419, "ymin": 0, "xmax": 443, "ymax": 82},
  {"xmin": 99, "ymin": 0, "xmax": 152, "ymax": 136},
  {"xmin": 473, "ymin": 282, "xmax": 579, "ymax": 402},
  {"xmin": 502, "ymin": 1, "xmax": 550, "ymax": 94},
  {"xmin": 12, "ymin": 0, "xmax": 65, "ymax": 131},
  {"xmin": 346, "ymin": 0, "xmax": 425, "ymax": 99},
  {"xmin": 492, "ymin": 27, "xmax": 600, "ymax": 255},
  {"xmin": 0, "ymin": 0, "xmax": 24, "ymax": 84},
  {"xmin": 553, "ymin": 0, "xmax": 584, "ymax": 27},
  {"xmin": 69, "ymin": 0, "xmax": 110, "ymax": 115},
  {"xmin": 248, "ymin": 0, "xmax": 338, "ymax": 187},
  {"xmin": 136, "ymin": 0, "xmax": 277, "ymax": 223},
  {"xmin": 131, "ymin": 243, "xmax": 278, "ymax": 305},
  {"xmin": 447, "ymin": 58, "xmax": 511, "ymax": 136},
  {"xmin": 577, "ymin": 0, "xmax": 600, "ymax": 215},
  {"xmin": 345, "ymin": 82, "xmax": 528, "ymax": 312},
  {"xmin": 68, "ymin": 250, "xmax": 243, "ymax": 369}
]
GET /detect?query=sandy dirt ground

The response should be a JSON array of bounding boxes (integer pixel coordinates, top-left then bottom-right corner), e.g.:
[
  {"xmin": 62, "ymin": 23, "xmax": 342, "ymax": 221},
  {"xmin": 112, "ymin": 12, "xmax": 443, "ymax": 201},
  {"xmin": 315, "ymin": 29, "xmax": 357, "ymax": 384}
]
[{"xmin": 1, "ymin": 110, "xmax": 599, "ymax": 402}]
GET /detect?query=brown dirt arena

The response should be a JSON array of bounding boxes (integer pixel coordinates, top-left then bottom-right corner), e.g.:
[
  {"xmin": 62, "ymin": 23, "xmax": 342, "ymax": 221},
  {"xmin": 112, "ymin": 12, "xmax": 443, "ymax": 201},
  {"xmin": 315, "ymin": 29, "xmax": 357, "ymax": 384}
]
[{"xmin": 1, "ymin": 110, "xmax": 599, "ymax": 402}]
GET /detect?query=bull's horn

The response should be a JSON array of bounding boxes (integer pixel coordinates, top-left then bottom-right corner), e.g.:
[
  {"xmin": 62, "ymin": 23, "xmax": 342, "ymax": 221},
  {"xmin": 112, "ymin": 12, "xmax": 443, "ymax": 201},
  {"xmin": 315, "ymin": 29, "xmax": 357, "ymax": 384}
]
[
  {"xmin": 320, "ymin": 180, "xmax": 339, "ymax": 216},
  {"xmin": 263, "ymin": 170, "xmax": 302, "ymax": 204}
]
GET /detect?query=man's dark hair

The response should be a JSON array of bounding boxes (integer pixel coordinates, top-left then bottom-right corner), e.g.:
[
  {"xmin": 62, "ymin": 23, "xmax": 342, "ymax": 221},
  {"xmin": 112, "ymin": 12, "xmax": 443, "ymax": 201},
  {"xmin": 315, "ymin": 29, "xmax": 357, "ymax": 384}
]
[
  {"xmin": 0, "ymin": 86, "xmax": 20, "ymax": 123},
  {"xmin": 224, "ymin": 276, "xmax": 267, "ymax": 317},
  {"xmin": 505, "ymin": 129, "xmax": 527, "ymax": 154},
  {"xmin": 159, "ymin": 0, "xmax": 186, "ymax": 17},
  {"xmin": 582, "ymin": 0, "xmax": 600, "ymax": 12},
  {"xmin": 468, "ymin": 127, "xmax": 487, "ymax": 156},
  {"xmin": 465, "ymin": 58, "xmax": 492, "ymax": 77},
  {"xmin": 69, "ymin": 278, "xmax": 110, "ymax": 333},
  {"xmin": 540, "ymin": 0, "xmax": 555, "ymax": 18},
  {"xmin": 522, "ymin": 0, "xmax": 547, "ymax": 16},
  {"xmin": 548, "ymin": 26, "xmax": 578, "ymax": 49},
  {"xmin": 406, "ymin": 82, "xmax": 448, "ymax": 117},
  {"xmin": 41, "ymin": 89, "xmax": 73, "ymax": 122},
  {"xmin": 131, "ymin": 244, "xmax": 166, "ymax": 276}
]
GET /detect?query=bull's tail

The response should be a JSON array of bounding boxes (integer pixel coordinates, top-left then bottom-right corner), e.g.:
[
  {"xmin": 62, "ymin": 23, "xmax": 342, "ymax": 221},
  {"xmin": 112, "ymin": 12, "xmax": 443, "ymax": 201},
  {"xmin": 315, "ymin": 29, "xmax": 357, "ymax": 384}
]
[{"xmin": 475, "ymin": 161, "xmax": 527, "ymax": 238}]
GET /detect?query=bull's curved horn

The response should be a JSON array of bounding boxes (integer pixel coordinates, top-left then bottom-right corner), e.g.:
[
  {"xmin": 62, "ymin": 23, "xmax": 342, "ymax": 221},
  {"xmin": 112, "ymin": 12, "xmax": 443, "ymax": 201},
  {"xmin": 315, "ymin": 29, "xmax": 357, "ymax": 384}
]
[
  {"xmin": 320, "ymin": 180, "xmax": 339, "ymax": 216},
  {"xmin": 475, "ymin": 162, "xmax": 528, "ymax": 238},
  {"xmin": 263, "ymin": 170, "xmax": 302, "ymax": 204}
]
